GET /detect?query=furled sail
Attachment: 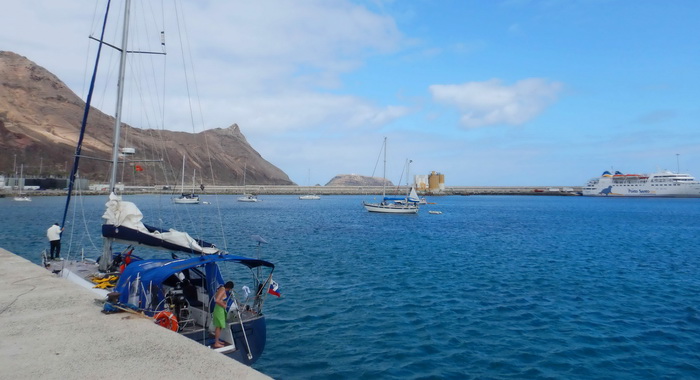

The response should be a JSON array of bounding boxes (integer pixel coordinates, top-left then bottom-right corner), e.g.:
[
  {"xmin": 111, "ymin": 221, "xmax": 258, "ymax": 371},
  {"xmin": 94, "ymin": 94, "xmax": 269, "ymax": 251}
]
[
  {"xmin": 408, "ymin": 187, "xmax": 420, "ymax": 203},
  {"xmin": 101, "ymin": 193, "xmax": 219, "ymax": 254}
]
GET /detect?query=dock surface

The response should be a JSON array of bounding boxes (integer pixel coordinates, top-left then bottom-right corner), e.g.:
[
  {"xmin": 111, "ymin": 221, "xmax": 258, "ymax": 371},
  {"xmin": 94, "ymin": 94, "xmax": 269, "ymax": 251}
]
[{"xmin": 0, "ymin": 248, "xmax": 271, "ymax": 379}]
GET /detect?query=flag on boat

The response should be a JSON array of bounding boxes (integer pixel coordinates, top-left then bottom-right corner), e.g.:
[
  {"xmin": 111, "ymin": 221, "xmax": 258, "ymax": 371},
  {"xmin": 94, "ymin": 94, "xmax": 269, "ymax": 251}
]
[
  {"xmin": 134, "ymin": 164, "xmax": 144, "ymax": 172},
  {"xmin": 268, "ymin": 280, "xmax": 281, "ymax": 297}
]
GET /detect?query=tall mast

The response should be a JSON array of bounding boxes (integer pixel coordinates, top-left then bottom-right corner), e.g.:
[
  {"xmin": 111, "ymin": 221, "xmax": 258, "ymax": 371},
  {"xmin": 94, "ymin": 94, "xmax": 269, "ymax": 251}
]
[
  {"xmin": 382, "ymin": 137, "xmax": 387, "ymax": 198},
  {"xmin": 180, "ymin": 154, "xmax": 186, "ymax": 193},
  {"xmin": 100, "ymin": 0, "xmax": 131, "ymax": 272},
  {"xmin": 192, "ymin": 169, "xmax": 196, "ymax": 193},
  {"xmin": 406, "ymin": 159, "xmax": 412, "ymax": 194},
  {"xmin": 108, "ymin": 0, "xmax": 131, "ymax": 193},
  {"xmin": 18, "ymin": 164, "xmax": 24, "ymax": 196}
]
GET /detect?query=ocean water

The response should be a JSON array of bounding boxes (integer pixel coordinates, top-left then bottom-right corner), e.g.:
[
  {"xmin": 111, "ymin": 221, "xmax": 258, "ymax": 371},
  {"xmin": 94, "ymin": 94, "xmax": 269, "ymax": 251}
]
[{"xmin": 2, "ymin": 194, "xmax": 700, "ymax": 379}]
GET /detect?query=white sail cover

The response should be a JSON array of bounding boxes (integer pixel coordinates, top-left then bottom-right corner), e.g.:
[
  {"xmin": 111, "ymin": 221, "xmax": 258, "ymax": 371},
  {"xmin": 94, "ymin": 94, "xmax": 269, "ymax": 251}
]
[
  {"xmin": 408, "ymin": 187, "xmax": 420, "ymax": 203},
  {"xmin": 102, "ymin": 193, "xmax": 219, "ymax": 254}
]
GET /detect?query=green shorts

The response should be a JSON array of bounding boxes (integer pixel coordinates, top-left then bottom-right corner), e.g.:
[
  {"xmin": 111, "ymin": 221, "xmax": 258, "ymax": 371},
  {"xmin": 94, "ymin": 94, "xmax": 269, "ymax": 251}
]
[{"xmin": 213, "ymin": 304, "xmax": 226, "ymax": 328}]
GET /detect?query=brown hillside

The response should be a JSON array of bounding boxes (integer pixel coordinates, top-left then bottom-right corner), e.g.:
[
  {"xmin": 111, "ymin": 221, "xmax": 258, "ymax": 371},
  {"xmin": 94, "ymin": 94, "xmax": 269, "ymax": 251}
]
[
  {"xmin": 326, "ymin": 174, "xmax": 393, "ymax": 187},
  {"xmin": 0, "ymin": 51, "xmax": 294, "ymax": 186}
]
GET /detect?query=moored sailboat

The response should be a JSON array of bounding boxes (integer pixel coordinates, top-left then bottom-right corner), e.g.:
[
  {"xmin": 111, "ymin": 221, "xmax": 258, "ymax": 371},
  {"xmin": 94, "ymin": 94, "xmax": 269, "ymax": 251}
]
[
  {"xmin": 299, "ymin": 169, "xmax": 320, "ymax": 200},
  {"xmin": 237, "ymin": 163, "xmax": 259, "ymax": 202},
  {"xmin": 173, "ymin": 155, "xmax": 200, "ymax": 204},
  {"xmin": 43, "ymin": 0, "xmax": 277, "ymax": 365},
  {"xmin": 362, "ymin": 138, "xmax": 419, "ymax": 214},
  {"xmin": 13, "ymin": 164, "xmax": 31, "ymax": 202}
]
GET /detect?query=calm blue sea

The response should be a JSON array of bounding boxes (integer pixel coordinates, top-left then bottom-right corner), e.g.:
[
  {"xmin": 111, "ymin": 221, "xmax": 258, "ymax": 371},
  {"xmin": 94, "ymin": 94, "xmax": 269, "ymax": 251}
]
[{"xmin": 2, "ymin": 194, "xmax": 700, "ymax": 379}]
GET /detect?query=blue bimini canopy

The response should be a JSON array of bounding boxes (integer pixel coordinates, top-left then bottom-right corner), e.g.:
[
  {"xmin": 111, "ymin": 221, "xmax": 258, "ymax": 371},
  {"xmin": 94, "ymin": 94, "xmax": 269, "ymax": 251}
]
[{"xmin": 113, "ymin": 254, "xmax": 274, "ymax": 309}]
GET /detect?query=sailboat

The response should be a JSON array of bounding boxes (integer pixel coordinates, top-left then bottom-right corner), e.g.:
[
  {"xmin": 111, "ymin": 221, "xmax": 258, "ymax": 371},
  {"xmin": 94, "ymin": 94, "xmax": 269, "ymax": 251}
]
[
  {"xmin": 173, "ymin": 155, "xmax": 200, "ymax": 204},
  {"xmin": 43, "ymin": 0, "xmax": 277, "ymax": 365},
  {"xmin": 13, "ymin": 164, "xmax": 31, "ymax": 202},
  {"xmin": 237, "ymin": 163, "xmax": 259, "ymax": 202},
  {"xmin": 362, "ymin": 138, "xmax": 419, "ymax": 214},
  {"xmin": 299, "ymin": 169, "xmax": 320, "ymax": 200}
]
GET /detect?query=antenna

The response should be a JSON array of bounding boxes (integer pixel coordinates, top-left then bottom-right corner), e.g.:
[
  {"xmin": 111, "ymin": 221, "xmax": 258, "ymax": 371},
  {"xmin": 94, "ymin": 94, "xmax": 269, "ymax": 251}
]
[
  {"xmin": 250, "ymin": 235, "xmax": 268, "ymax": 283},
  {"xmin": 250, "ymin": 235, "xmax": 268, "ymax": 259}
]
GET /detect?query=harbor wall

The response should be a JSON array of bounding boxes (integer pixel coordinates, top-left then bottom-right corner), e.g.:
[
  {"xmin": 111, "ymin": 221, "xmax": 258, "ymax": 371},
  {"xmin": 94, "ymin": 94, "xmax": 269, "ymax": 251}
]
[{"xmin": 1, "ymin": 185, "xmax": 583, "ymax": 197}]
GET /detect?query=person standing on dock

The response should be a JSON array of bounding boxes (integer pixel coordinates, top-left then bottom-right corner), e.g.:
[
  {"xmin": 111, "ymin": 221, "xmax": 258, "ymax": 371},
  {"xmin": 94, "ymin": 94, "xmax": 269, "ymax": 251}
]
[{"xmin": 46, "ymin": 223, "xmax": 63, "ymax": 260}]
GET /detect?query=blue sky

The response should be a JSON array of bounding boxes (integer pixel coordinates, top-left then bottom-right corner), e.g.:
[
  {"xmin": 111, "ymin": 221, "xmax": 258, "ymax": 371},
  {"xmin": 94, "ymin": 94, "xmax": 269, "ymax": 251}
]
[{"xmin": 2, "ymin": 0, "xmax": 699, "ymax": 186}]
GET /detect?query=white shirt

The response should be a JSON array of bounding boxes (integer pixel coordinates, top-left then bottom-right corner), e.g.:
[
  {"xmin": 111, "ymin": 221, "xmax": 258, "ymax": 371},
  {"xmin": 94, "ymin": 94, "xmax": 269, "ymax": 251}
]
[{"xmin": 47, "ymin": 225, "xmax": 62, "ymax": 241}]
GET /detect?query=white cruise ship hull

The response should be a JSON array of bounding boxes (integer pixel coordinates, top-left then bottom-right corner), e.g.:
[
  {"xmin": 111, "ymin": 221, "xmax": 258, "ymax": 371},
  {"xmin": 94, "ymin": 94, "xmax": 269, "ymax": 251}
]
[{"xmin": 582, "ymin": 170, "xmax": 700, "ymax": 197}]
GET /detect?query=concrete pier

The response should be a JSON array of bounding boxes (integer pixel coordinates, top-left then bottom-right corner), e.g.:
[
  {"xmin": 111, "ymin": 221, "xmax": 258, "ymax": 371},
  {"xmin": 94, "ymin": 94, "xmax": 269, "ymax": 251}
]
[{"xmin": 0, "ymin": 248, "xmax": 271, "ymax": 379}]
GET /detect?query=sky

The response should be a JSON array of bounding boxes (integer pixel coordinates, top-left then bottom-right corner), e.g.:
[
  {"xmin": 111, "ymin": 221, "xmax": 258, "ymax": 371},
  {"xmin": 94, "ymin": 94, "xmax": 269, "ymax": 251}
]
[{"xmin": 2, "ymin": 0, "xmax": 699, "ymax": 186}]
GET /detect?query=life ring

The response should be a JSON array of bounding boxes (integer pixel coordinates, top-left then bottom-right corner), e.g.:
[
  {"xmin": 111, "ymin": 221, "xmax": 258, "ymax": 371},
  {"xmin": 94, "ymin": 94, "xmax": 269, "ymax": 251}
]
[{"xmin": 154, "ymin": 311, "xmax": 179, "ymax": 332}]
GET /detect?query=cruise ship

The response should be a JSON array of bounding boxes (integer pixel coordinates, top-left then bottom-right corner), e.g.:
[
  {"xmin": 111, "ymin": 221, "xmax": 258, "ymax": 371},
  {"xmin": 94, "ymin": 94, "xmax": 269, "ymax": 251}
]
[{"xmin": 582, "ymin": 170, "xmax": 700, "ymax": 197}]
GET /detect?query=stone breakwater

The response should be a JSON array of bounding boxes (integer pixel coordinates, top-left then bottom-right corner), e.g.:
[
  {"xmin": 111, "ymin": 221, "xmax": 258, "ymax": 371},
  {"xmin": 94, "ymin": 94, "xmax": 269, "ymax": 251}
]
[{"xmin": 2, "ymin": 186, "xmax": 582, "ymax": 197}]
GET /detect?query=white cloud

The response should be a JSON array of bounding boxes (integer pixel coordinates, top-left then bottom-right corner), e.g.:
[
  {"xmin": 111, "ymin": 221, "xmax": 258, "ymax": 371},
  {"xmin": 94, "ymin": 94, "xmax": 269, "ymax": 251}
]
[
  {"xmin": 194, "ymin": 92, "xmax": 411, "ymax": 134},
  {"xmin": 429, "ymin": 78, "xmax": 563, "ymax": 128},
  {"xmin": 1, "ymin": 0, "xmax": 406, "ymax": 135}
]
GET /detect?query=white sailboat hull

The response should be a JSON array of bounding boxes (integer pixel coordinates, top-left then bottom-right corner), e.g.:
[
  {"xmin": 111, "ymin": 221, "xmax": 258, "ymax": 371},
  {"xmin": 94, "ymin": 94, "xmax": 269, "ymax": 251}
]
[
  {"xmin": 363, "ymin": 202, "xmax": 419, "ymax": 214},
  {"xmin": 173, "ymin": 197, "xmax": 200, "ymax": 204},
  {"xmin": 238, "ymin": 193, "xmax": 259, "ymax": 202}
]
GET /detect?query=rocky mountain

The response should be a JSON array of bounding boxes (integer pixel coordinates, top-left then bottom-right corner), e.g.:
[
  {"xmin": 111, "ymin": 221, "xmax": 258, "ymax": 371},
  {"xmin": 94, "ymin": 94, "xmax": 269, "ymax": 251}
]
[
  {"xmin": 325, "ymin": 174, "xmax": 393, "ymax": 187},
  {"xmin": 0, "ymin": 51, "xmax": 294, "ymax": 186}
]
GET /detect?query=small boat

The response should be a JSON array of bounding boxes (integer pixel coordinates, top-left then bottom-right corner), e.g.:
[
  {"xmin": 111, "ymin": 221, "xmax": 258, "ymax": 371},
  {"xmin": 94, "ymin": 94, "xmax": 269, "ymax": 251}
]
[
  {"xmin": 238, "ymin": 194, "xmax": 260, "ymax": 202},
  {"xmin": 363, "ymin": 138, "xmax": 419, "ymax": 214},
  {"xmin": 299, "ymin": 169, "xmax": 321, "ymax": 200},
  {"xmin": 174, "ymin": 193, "xmax": 200, "ymax": 204},
  {"xmin": 13, "ymin": 164, "xmax": 31, "ymax": 202},
  {"xmin": 428, "ymin": 210, "xmax": 442, "ymax": 215},
  {"xmin": 173, "ymin": 155, "xmax": 200, "ymax": 204},
  {"xmin": 237, "ymin": 163, "xmax": 260, "ymax": 202}
]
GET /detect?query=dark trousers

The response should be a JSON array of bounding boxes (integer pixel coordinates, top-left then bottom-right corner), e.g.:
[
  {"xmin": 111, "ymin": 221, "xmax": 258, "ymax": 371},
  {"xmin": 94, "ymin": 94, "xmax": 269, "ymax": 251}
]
[{"xmin": 50, "ymin": 240, "xmax": 61, "ymax": 259}]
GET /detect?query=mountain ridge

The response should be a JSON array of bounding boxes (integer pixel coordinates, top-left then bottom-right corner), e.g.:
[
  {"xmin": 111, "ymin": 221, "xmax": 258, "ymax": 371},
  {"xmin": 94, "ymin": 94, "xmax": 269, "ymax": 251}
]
[
  {"xmin": 325, "ymin": 174, "xmax": 393, "ymax": 187},
  {"xmin": 0, "ymin": 51, "xmax": 294, "ymax": 186}
]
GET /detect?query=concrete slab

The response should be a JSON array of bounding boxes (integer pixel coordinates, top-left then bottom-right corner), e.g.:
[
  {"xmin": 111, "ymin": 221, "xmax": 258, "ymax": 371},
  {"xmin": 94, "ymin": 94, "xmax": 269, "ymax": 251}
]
[{"xmin": 0, "ymin": 248, "xmax": 272, "ymax": 379}]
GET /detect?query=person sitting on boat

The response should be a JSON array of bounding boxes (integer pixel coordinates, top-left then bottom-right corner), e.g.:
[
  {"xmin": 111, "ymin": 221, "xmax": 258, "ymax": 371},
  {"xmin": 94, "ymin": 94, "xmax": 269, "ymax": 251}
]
[{"xmin": 213, "ymin": 281, "xmax": 234, "ymax": 348}]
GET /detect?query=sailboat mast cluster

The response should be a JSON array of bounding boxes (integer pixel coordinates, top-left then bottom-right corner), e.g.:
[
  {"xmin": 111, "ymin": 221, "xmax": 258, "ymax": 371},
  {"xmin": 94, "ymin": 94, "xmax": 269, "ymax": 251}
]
[
  {"xmin": 362, "ymin": 137, "xmax": 420, "ymax": 214},
  {"xmin": 44, "ymin": 0, "xmax": 278, "ymax": 366}
]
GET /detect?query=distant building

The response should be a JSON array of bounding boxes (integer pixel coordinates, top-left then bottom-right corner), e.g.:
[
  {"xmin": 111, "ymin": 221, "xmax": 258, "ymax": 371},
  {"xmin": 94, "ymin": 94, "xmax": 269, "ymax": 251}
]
[
  {"xmin": 414, "ymin": 171, "xmax": 445, "ymax": 193},
  {"xmin": 415, "ymin": 175, "xmax": 429, "ymax": 190},
  {"xmin": 428, "ymin": 171, "xmax": 445, "ymax": 192},
  {"xmin": 26, "ymin": 178, "xmax": 89, "ymax": 190},
  {"xmin": 1, "ymin": 177, "xmax": 89, "ymax": 190}
]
